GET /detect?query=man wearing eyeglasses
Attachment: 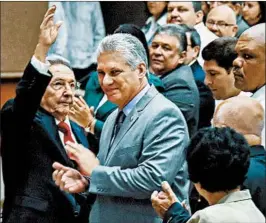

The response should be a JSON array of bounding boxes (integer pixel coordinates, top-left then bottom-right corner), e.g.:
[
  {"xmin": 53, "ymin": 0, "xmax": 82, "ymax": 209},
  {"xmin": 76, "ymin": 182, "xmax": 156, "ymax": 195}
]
[
  {"xmin": 167, "ymin": 1, "xmax": 217, "ymax": 66},
  {"xmin": 1, "ymin": 6, "xmax": 94, "ymax": 223},
  {"xmin": 206, "ymin": 5, "xmax": 238, "ymax": 37}
]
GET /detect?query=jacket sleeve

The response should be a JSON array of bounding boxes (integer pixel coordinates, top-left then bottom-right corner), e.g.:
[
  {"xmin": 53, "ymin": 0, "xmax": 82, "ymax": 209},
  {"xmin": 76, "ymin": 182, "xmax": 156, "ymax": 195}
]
[
  {"xmin": 163, "ymin": 202, "xmax": 191, "ymax": 223},
  {"xmin": 2, "ymin": 62, "xmax": 51, "ymax": 130}
]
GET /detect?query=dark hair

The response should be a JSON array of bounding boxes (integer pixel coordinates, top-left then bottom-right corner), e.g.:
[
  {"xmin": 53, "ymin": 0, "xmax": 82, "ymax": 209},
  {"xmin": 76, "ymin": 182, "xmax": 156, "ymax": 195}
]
[
  {"xmin": 192, "ymin": 2, "xmax": 202, "ymax": 12},
  {"xmin": 186, "ymin": 127, "xmax": 250, "ymax": 192},
  {"xmin": 202, "ymin": 37, "xmax": 238, "ymax": 72},
  {"xmin": 114, "ymin": 24, "xmax": 150, "ymax": 66},
  {"xmin": 258, "ymin": 2, "xmax": 266, "ymax": 24},
  {"xmin": 155, "ymin": 24, "xmax": 187, "ymax": 52},
  {"xmin": 145, "ymin": 2, "xmax": 168, "ymax": 19},
  {"xmin": 177, "ymin": 24, "xmax": 201, "ymax": 48}
]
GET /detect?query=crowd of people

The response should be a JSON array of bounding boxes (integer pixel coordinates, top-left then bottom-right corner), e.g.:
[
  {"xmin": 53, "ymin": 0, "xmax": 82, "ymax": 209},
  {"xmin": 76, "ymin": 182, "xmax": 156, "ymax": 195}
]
[{"xmin": 0, "ymin": 2, "xmax": 265, "ymax": 223}]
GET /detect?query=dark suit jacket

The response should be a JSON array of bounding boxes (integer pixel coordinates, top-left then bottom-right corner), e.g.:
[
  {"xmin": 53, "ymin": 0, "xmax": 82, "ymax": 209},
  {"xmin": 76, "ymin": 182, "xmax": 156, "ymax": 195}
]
[
  {"xmin": 84, "ymin": 71, "xmax": 165, "ymax": 138},
  {"xmin": 190, "ymin": 60, "xmax": 205, "ymax": 82},
  {"xmin": 243, "ymin": 145, "xmax": 266, "ymax": 217},
  {"xmin": 1, "ymin": 63, "xmax": 91, "ymax": 223},
  {"xmin": 160, "ymin": 65, "xmax": 200, "ymax": 137}
]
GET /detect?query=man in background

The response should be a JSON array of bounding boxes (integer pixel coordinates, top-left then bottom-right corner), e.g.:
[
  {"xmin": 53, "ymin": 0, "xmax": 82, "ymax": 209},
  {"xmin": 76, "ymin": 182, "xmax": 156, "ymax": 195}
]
[
  {"xmin": 233, "ymin": 23, "xmax": 265, "ymax": 146},
  {"xmin": 206, "ymin": 5, "xmax": 238, "ymax": 37},
  {"xmin": 167, "ymin": 1, "xmax": 217, "ymax": 66}
]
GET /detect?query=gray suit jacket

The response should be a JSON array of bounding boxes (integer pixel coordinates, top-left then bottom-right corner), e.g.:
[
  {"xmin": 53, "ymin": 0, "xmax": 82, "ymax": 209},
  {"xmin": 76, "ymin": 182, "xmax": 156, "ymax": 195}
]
[
  {"xmin": 89, "ymin": 86, "xmax": 190, "ymax": 223},
  {"xmin": 160, "ymin": 65, "xmax": 200, "ymax": 137},
  {"xmin": 188, "ymin": 190, "xmax": 265, "ymax": 223}
]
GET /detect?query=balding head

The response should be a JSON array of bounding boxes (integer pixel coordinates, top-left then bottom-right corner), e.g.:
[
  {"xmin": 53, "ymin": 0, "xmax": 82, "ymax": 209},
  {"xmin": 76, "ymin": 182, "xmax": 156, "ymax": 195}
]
[
  {"xmin": 241, "ymin": 23, "xmax": 266, "ymax": 44},
  {"xmin": 206, "ymin": 5, "xmax": 238, "ymax": 37},
  {"xmin": 213, "ymin": 96, "xmax": 264, "ymax": 145}
]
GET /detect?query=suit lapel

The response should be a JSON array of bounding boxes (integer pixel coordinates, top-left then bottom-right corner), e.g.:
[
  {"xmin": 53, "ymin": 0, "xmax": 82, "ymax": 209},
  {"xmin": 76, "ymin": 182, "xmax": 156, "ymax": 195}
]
[
  {"xmin": 70, "ymin": 121, "xmax": 89, "ymax": 148},
  {"xmin": 104, "ymin": 86, "xmax": 159, "ymax": 165},
  {"xmin": 36, "ymin": 109, "xmax": 73, "ymax": 166},
  {"xmin": 105, "ymin": 109, "xmax": 139, "ymax": 165}
]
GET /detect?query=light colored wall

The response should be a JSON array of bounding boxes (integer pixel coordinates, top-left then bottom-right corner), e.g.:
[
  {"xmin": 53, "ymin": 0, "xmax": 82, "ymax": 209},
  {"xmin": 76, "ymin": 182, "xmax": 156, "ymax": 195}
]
[{"xmin": 1, "ymin": 2, "xmax": 48, "ymax": 73}]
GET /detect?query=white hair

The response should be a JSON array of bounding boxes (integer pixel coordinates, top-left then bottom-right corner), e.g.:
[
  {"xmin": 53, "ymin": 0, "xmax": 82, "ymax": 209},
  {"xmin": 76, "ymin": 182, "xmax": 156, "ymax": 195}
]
[{"xmin": 97, "ymin": 33, "xmax": 148, "ymax": 70}]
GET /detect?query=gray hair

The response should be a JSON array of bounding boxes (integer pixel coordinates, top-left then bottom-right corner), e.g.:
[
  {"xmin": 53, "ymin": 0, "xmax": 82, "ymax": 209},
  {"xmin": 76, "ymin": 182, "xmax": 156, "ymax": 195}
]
[
  {"xmin": 155, "ymin": 24, "xmax": 187, "ymax": 53},
  {"xmin": 46, "ymin": 55, "xmax": 72, "ymax": 70},
  {"xmin": 96, "ymin": 33, "xmax": 148, "ymax": 70}
]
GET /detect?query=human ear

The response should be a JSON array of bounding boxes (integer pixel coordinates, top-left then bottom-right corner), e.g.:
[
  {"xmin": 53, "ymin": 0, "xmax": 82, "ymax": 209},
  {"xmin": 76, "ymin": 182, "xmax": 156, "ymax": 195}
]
[
  {"xmin": 137, "ymin": 62, "xmax": 147, "ymax": 79},
  {"xmin": 195, "ymin": 10, "xmax": 204, "ymax": 24}
]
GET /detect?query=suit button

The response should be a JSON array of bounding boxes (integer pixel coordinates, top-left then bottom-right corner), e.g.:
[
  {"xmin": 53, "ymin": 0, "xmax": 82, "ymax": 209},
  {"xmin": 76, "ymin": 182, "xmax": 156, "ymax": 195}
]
[{"xmin": 74, "ymin": 210, "xmax": 79, "ymax": 217}]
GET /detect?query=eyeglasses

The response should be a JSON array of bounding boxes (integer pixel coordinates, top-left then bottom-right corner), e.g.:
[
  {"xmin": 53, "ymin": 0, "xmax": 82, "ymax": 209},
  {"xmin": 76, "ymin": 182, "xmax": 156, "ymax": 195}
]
[
  {"xmin": 206, "ymin": 20, "xmax": 235, "ymax": 29},
  {"xmin": 50, "ymin": 80, "xmax": 78, "ymax": 92}
]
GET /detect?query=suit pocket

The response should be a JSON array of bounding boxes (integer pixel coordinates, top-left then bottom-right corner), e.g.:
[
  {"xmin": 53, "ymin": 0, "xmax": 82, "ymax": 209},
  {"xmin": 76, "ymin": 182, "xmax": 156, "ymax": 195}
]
[{"xmin": 14, "ymin": 195, "xmax": 49, "ymax": 212}]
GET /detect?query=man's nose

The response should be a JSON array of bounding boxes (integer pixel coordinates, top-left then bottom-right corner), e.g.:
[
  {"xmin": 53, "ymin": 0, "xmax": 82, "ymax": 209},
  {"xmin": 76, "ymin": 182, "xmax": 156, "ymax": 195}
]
[
  {"xmin": 171, "ymin": 8, "xmax": 179, "ymax": 17},
  {"xmin": 102, "ymin": 74, "xmax": 113, "ymax": 86},
  {"xmin": 204, "ymin": 75, "xmax": 212, "ymax": 86},
  {"xmin": 242, "ymin": 5, "xmax": 248, "ymax": 12},
  {"xmin": 153, "ymin": 46, "xmax": 162, "ymax": 56},
  {"xmin": 233, "ymin": 57, "xmax": 243, "ymax": 68},
  {"xmin": 64, "ymin": 83, "xmax": 74, "ymax": 96}
]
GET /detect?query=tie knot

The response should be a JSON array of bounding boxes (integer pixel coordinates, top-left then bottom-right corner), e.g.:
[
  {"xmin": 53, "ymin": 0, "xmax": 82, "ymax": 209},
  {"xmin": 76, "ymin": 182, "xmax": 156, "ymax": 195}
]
[
  {"xmin": 116, "ymin": 111, "xmax": 126, "ymax": 124},
  {"xmin": 58, "ymin": 121, "xmax": 71, "ymax": 134}
]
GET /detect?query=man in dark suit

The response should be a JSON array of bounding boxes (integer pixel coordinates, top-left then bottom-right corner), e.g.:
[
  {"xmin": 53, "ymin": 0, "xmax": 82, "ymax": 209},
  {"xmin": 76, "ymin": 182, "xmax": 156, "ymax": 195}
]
[
  {"xmin": 1, "ymin": 6, "xmax": 92, "ymax": 223},
  {"xmin": 150, "ymin": 24, "xmax": 200, "ymax": 137}
]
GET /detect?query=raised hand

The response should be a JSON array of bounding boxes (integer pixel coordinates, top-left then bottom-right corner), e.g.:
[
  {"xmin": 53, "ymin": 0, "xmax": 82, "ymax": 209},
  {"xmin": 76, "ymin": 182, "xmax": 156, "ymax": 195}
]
[
  {"xmin": 34, "ymin": 5, "xmax": 63, "ymax": 62},
  {"xmin": 52, "ymin": 162, "xmax": 88, "ymax": 193},
  {"xmin": 39, "ymin": 5, "xmax": 63, "ymax": 46},
  {"xmin": 65, "ymin": 141, "xmax": 99, "ymax": 176}
]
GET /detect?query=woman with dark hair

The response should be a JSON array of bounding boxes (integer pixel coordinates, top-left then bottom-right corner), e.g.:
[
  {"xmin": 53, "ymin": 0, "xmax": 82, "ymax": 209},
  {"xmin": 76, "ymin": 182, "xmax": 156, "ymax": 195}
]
[
  {"xmin": 151, "ymin": 127, "xmax": 265, "ymax": 223},
  {"xmin": 242, "ymin": 1, "xmax": 266, "ymax": 26},
  {"xmin": 70, "ymin": 24, "xmax": 164, "ymax": 152},
  {"xmin": 142, "ymin": 2, "xmax": 168, "ymax": 45}
]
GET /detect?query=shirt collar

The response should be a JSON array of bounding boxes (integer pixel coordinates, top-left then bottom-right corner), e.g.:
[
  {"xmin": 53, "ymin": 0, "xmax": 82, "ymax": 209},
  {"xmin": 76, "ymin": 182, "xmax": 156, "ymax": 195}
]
[
  {"xmin": 252, "ymin": 85, "xmax": 265, "ymax": 98},
  {"xmin": 217, "ymin": 190, "xmax": 252, "ymax": 204},
  {"xmin": 122, "ymin": 84, "xmax": 150, "ymax": 116},
  {"xmin": 55, "ymin": 116, "xmax": 71, "ymax": 126}
]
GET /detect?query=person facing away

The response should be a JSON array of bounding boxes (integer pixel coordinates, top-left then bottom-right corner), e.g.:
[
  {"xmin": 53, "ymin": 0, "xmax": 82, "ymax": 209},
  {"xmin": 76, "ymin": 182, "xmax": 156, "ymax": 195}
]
[
  {"xmin": 213, "ymin": 96, "xmax": 266, "ymax": 216},
  {"xmin": 150, "ymin": 24, "xmax": 200, "ymax": 137},
  {"xmin": 52, "ymin": 33, "xmax": 190, "ymax": 223},
  {"xmin": 1, "ymin": 6, "xmax": 94, "ymax": 223},
  {"xmin": 151, "ymin": 127, "xmax": 265, "ymax": 223}
]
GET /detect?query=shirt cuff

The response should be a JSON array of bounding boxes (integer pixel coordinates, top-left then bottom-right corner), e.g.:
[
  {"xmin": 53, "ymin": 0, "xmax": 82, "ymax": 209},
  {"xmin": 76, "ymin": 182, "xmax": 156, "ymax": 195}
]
[{"xmin": 31, "ymin": 55, "xmax": 51, "ymax": 76}]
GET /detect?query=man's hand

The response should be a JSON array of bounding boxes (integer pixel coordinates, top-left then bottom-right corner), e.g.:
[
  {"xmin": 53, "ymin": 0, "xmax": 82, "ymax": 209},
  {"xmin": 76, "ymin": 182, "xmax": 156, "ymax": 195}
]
[
  {"xmin": 52, "ymin": 162, "xmax": 88, "ymax": 193},
  {"xmin": 65, "ymin": 141, "xmax": 99, "ymax": 176},
  {"xmin": 34, "ymin": 5, "xmax": 63, "ymax": 62},
  {"xmin": 151, "ymin": 181, "xmax": 179, "ymax": 219},
  {"xmin": 69, "ymin": 96, "xmax": 95, "ymax": 130}
]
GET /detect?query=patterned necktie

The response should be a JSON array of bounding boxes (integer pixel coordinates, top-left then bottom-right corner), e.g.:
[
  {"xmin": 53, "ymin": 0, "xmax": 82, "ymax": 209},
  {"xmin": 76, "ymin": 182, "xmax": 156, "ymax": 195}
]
[
  {"xmin": 110, "ymin": 111, "xmax": 126, "ymax": 146},
  {"xmin": 58, "ymin": 121, "xmax": 75, "ymax": 145}
]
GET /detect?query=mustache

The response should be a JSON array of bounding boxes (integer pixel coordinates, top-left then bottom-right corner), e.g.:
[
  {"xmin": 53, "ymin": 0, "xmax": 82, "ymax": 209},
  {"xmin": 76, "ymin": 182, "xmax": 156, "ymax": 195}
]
[{"xmin": 232, "ymin": 66, "xmax": 243, "ymax": 76}]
